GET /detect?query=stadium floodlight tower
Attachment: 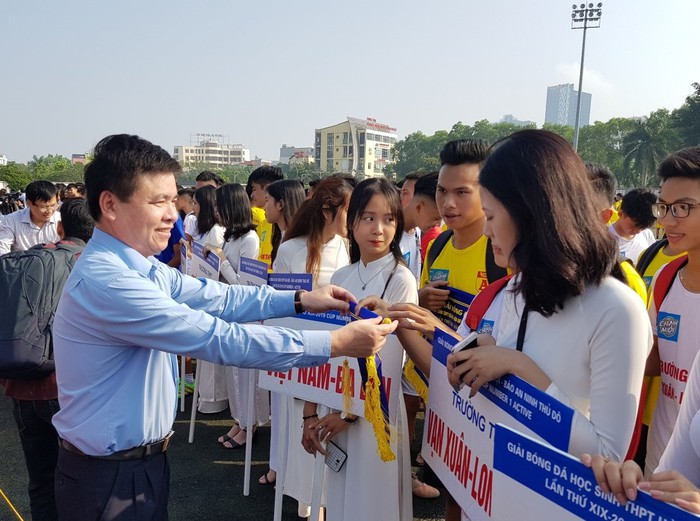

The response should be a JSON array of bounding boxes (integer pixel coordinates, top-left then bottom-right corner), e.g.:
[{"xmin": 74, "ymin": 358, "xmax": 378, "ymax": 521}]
[{"xmin": 571, "ymin": 2, "xmax": 602, "ymax": 151}]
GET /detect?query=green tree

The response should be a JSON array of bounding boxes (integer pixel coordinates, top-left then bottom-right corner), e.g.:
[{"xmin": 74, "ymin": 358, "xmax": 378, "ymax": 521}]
[
  {"xmin": 577, "ymin": 117, "xmax": 636, "ymax": 185},
  {"xmin": 622, "ymin": 110, "xmax": 680, "ymax": 188},
  {"xmin": 673, "ymin": 82, "xmax": 700, "ymax": 147},
  {"xmin": 0, "ymin": 162, "xmax": 32, "ymax": 190},
  {"xmin": 27, "ymin": 154, "xmax": 84, "ymax": 182}
]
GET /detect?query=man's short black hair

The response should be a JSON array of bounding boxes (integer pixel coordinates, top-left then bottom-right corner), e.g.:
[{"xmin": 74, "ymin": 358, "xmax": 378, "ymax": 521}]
[
  {"xmin": 66, "ymin": 182, "xmax": 87, "ymax": 196},
  {"xmin": 439, "ymin": 139, "xmax": 490, "ymax": 166},
  {"xmin": 308, "ymin": 179, "xmax": 321, "ymax": 189},
  {"xmin": 84, "ymin": 134, "xmax": 181, "ymax": 221},
  {"xmin": 585, "ymin": 163, "xmax": 616, "ymax": 206},
  {"xmin": 658, "ymin": 147, "xmax": 700, "ymax": 182},
  {"xmin": 620, "ymin": 188, "xmax": 657, "ymax": 229},
  {"xmin": 412, "ymin": 171, "xmax": 438, "ymax": 201},
  {"xmin": 25, "ymin": 180, "xmax": 58, "ymax": 204},
  {"xmin": 60, "ymin": 198, "xmax": 95, "ymax": 243},
  {"xmin": 195, "ymin": 170, "xmax": 224, "ymax": 187},
  {"xmin": 248, "ymin": 165, "xmax": 283, "ymax": 188}
]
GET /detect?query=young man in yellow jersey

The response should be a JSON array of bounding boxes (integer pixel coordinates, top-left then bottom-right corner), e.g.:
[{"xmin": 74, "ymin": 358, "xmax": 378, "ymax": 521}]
[
  {"xmin": 419, "ymin": 140, "xmax": 501, "ymax": 319},
  {"xmin": 246, "ymin": 165, "xmax": 283, "ymax": 269},
  {"xmin": 416, "ymin": 139, "xmax": 500, "ymax": 521}
]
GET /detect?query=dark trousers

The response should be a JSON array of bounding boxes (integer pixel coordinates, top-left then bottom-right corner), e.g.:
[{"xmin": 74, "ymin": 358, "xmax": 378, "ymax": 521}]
[
  {"xmin": 12, "ymin": 398, "xmax": 60, "ymax": 521},
  {"xmin": 55, "ymin": 448, "xmax": 170, "ymax": 521}
]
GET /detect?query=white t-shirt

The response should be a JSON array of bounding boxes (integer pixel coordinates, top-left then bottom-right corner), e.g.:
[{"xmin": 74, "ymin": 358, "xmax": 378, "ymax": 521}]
[
  {"xmin": 646, "ymin": 273, "xmax": 700, "ymax": 474},
  {"xmin": 273, "ymin": 235, "xmax": 349, "ymax": 289},
  {"xmin": 399, "ymin": 228, "xmax": 421, "ymax": 282},
  {"xmin": 608, "ymin": 224, "xmax": 655, "ymax": 266},
  {"xmin": 195, "ymin": 224, "xmax": 225, "ymax": 249},
  {"xmin": 496, "ymin": 275, "xmax": 651, "ymax": 460},
  {"xmin": 183, "ymin": 213, "xmax": 197, "ymax": 238},
  {"xmin": 657, "ymin": 349, "xmax": 700, "ymax": 486},
  {"xmin": 220, "ymin": 230, "xmax": 259, "ymax": 285}
]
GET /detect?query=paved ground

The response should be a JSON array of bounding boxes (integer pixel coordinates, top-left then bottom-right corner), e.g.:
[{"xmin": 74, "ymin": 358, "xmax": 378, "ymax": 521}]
[{"xmin": 0, "ymin": 394, "xmax": 445, "ymax": 520}]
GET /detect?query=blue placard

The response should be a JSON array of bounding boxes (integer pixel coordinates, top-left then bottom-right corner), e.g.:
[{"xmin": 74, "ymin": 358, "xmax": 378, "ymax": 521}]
[
  {"xmin": 493, "ymin": 424, "xmax": 698, "ymax": 521},
  {"xmin": 268, "ymin": 273, "xmax": 313, "ymax": 291},
  {"xmin": 240, "ymin": 257, "xmax": 269, "ymax": 281},
  {"xmin": 433, "ymin": 329, "xmax": 573, "ymax": 451},
  {"xmin": 435, "ymin": 286, "xmax": 475, "ymax": 331}
]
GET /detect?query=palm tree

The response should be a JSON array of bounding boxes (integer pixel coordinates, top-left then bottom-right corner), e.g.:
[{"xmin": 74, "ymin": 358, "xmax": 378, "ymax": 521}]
[{"xmin": 622, "ymin": 110, "xmax": 679, "ymax": 188}]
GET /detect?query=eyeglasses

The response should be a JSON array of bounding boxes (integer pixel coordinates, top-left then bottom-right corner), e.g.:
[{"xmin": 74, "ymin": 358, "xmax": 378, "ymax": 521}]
[{"xmin": 652, "ymin": 202, "xmax": 700, "ymax": 219}]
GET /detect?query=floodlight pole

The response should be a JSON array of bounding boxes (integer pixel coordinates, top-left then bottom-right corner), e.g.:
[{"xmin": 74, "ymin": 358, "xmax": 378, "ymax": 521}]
[{"xmin": 571, "ymin": 3, "xmax": 602, "ymax": 151}]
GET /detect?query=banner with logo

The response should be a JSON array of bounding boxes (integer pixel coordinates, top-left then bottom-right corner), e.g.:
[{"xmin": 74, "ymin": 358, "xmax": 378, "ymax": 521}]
[
  {"xmin": 491, "ymin": 424, "xmax": 697, "ymax": 521},
  {"xmin": 422, "ymin": 329, "xmax": 575, "ymax": 520}
]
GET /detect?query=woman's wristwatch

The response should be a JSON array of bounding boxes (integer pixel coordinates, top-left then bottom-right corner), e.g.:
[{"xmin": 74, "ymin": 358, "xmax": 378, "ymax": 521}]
[{"xmin": 340, "ymin": 411, "xmax": 358, "ymax": 424}]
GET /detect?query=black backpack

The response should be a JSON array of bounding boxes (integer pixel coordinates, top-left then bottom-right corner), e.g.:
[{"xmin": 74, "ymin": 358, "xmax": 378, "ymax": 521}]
[
  {"xmin": 426, "ymin": 230, "xmax": 507, "ymax": 284},
  {"xmin": 0, "ymin": 241, "xmax": 83, "ymax": 379}
]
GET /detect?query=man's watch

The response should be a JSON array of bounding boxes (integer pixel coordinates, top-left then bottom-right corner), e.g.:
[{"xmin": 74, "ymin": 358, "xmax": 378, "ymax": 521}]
[
  {"xmin": 294, "ymin": 290, "xmax": 306, "ymax": 314},
  {"xmin": 340, "ymin": 411, "xmax": 358, "ymax": 424}
]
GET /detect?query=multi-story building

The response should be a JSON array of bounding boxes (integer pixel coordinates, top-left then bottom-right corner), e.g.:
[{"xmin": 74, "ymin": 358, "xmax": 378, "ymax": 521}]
[
  {"xmin": 314, "ymin": 117, "xmax": 398, "ymax": 178},
  {"xmin": 71, "ymin": 154, "xmax": 87, "ymax": 165},
  {"xmin": 173, "ymin": 134, "xmax": 250, "ymax": 167},
  {"xmin": 0, "ymin": 154, "xmax": 7, "ymax": 166},
  {"xmin": 499, "ymin": 114, "xmax": 536, "ymax": 127},
  {"xmin": 544, "ymin": 83, "xmax": 591, "ymax": 127},
  {"xmin": 279, "ymin": 144, "xmax": 314, "ymax": 164}
]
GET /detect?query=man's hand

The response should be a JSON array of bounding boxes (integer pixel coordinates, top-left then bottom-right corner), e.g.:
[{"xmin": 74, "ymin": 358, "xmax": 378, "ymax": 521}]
[
  {"xmin": 418, "ymin": 280, "xmax": 450, "ymax": 311},
  {"xmin": 330, "ymin": 317, "xmax": 398, "ymax": 358},
  {"xmin": 300, "ymin": 285, "xmax": 356, "ymax": 314}
]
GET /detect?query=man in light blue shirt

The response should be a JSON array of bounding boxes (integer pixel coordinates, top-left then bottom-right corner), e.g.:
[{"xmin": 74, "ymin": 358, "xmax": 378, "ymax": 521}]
[{"xmin": 52, "ymin": 134, "xmax": 395, "ymax": 521}]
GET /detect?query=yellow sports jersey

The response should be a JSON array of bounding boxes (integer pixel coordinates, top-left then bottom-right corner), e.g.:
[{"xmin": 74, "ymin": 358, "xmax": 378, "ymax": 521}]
[
  {"xmin": 608, "ymin": 208, "xmax": 619, "ymax": 225},
  {"xmin": 420, "ymin": 234, "xmax": 490, "ymax": 295},
  {"xmin": 620, "ymin": 261, "xmax": 648, "ymax": 306},
  {"xmin": 638, "ymin": 246, "xmax": 685, "ymax": 289},
  {"xmin": 252, "ymin": 206, "xmax": 274, "ymax": 269}
]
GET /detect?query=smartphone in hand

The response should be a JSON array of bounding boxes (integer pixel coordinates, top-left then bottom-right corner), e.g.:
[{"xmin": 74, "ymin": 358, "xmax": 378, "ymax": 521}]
[{"xmin": 452, "ymin": 331, "xmax": 479, "ymax": 354}]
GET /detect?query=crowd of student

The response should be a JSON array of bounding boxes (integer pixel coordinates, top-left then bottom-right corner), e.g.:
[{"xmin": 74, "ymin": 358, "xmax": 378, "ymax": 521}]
[{"xmin": 1, "ymin": 131, "xmax": 700, "ymax": 521}]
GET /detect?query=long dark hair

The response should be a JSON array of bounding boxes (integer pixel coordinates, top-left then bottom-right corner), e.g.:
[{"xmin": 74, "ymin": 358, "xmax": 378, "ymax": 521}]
[
  {"xmin": 266, "ymin": 180, "xmax": 306, "ymax": 263},
  {"xmin": 284, "ymin": 176, "xmax": 352, "ymax": 278},
  {"xmin": 216, "ymin": 183, "xmax": 256, "ymax": 242},
  {"xmin": 479, "ymin": 129, "xmax": 618, "ymax": 317},
  {"xmin": 347, "ymin": 178, "xmax": 405, "ymax": 265},
  {"xmin": 194, "ymin": 185, "xmax": 218, "ymax": 236}
]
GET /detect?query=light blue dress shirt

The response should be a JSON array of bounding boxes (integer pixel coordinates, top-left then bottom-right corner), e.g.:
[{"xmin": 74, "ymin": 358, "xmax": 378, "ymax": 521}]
[{"xmin": 52, "ymin": 228, "xmax": 331, "ymax": 455}]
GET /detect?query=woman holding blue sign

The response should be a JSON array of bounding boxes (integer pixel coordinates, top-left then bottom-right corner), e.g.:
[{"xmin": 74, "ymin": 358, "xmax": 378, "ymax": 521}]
[
  {"xmin": 303, "ymin": 178, "xmax": 418, "ymax": 521},
  {"xmin": 446, "ymin": 130, "xmax": 652, "ymax": 463}
]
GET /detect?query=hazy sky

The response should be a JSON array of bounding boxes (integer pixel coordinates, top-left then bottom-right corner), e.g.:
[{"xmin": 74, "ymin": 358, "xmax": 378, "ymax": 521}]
[{"xmin": 1, "ymin": 0, "xmax": 697, "ymax": 163}]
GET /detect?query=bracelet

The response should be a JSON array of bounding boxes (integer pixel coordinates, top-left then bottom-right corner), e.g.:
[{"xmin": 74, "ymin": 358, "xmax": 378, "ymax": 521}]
[{"xmin": 302, "ymin": 414, "xmax": 318, "ymax": 421}]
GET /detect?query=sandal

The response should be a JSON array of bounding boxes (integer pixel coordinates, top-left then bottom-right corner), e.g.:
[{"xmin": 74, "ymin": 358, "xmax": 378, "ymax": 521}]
[
  {"xmin": 217, "ymin": 425, "xmax": 241, "ymax": 444},
  {"xmin": 258, "ymin": 469, "xmax": 276, "ymax": 486},
  {"xmin": 222, "ymin": 428, "xmax": 257, "ymax": 449}
]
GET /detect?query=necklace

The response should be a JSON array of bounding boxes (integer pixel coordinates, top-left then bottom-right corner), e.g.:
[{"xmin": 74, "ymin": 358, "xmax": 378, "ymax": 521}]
[
  {"xmin": 357, "ymin": 259, "xmax": 391, "ymax": 290},
  {"xmin": 679, "ymin": 267, "xmax": 700, "ymax": 292}
]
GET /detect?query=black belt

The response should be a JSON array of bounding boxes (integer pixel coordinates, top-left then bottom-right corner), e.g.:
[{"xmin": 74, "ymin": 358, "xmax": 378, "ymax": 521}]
[{"xmin": 60, "ymin": 431, "xmax": 174, "ymax": 461}]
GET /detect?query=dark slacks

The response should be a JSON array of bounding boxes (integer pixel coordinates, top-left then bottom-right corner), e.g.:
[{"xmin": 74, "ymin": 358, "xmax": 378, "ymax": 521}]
[
  {"xmin": 55, "ymin": 448, "xmax": 170, "ymax": 521},
  {"xmin": 12, "ymin": 398, "xmax": 61, "ymax": 521}
]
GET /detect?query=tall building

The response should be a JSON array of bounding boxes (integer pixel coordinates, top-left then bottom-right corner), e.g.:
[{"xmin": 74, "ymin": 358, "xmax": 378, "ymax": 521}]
[
  {"xmin": 279, "ymin": 144, "xmax": 314, "ymax": 164},
  {"xmin": 314, "ymin": 117, "xmax": 398, "ymax": 178},
  {"xmin": 173, "ymin": 133, "xmax": 250, "ymax": 167},
  {"xmin": 0, "ymin": 154, "xmax": 7, "ymax": 166},
  {"xmin": 544, "ymin": 84, "xmax": 591, "ymax": 127}
]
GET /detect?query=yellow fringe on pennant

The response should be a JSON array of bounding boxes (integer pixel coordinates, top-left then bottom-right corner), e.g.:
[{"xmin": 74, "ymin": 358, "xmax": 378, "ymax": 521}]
[
  {"xmin": 341, "ymin": 358, "xmax": 354, "ymax": 415},
  {"xmin": 364, "ymin": 354, "xmax": 396, "ymax": 462},
  {"xmin": 403, "ymin": 359, "xmax": 429, "ymax": 405}
]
